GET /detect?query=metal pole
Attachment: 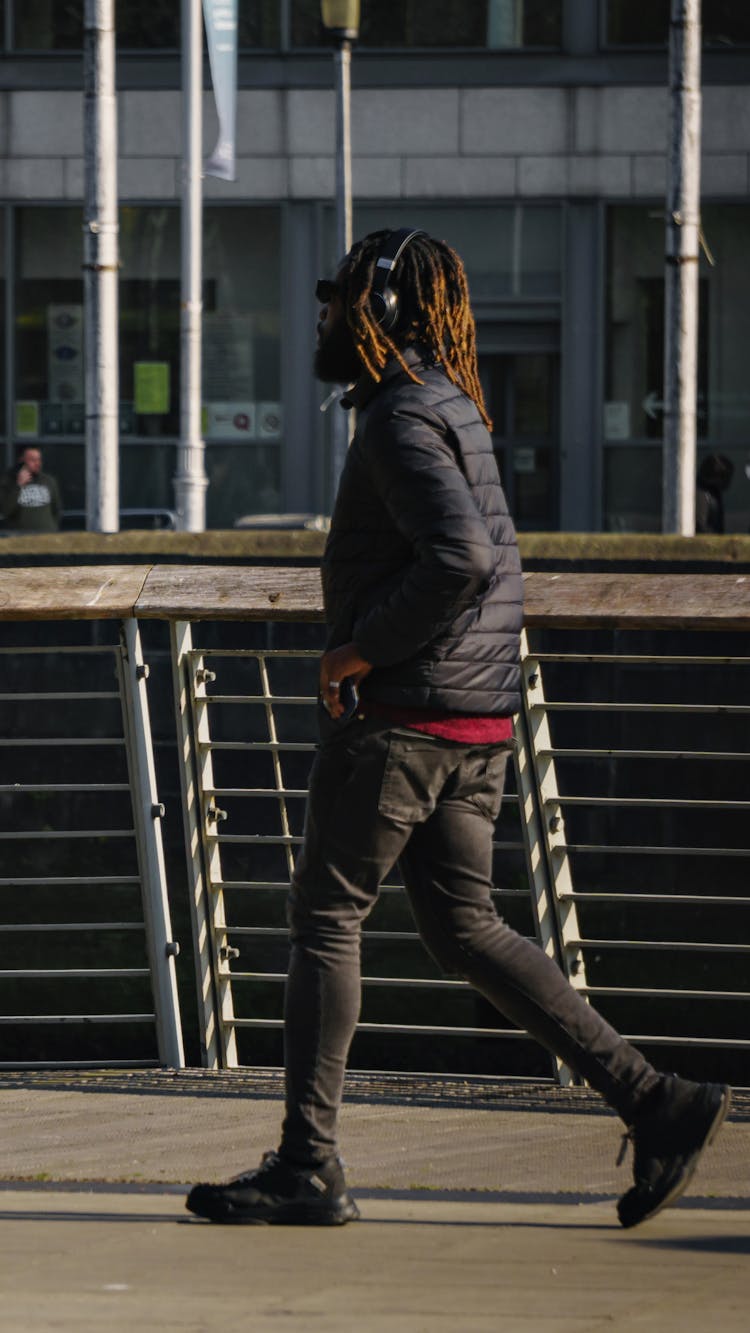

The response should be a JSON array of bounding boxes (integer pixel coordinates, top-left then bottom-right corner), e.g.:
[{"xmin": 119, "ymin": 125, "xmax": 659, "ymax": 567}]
[
  {"xmin": 175, "ymin": 0, "xmax": 208, "ymax": 531},
  {"xmin": 662, "ymin": 0, "xmax": 702, "ymax": 535},
  {"xmin": 334, "ymin": 39, "xmax": 353, "ymax": 260},
  {"xmin": 329, "ymin": 37, "xmax": 353, "ymax": 501},
  {"xmin": 119, "ymin": 619, "xmax": 185, "ymax": 1069},
  {"xmin": 83, "ymin": 0, "xmax": 119, "ymax": 533}
]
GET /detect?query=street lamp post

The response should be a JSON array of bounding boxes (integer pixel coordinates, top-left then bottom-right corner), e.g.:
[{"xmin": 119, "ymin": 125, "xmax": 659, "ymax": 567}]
[
  {"xmin": 321, "ymin": 1, "xmax": 360, "ymax": 498},
  {"xmin": 662, "ymin": 0, "xmax": 702, "ymax": 535},
  {"xmin": 175, "ymin": 0, "xmax": 209, "ymax": 532},
  {"xmin": 83, "ymin": 0, "xmax": 119, "ymax": 533}
]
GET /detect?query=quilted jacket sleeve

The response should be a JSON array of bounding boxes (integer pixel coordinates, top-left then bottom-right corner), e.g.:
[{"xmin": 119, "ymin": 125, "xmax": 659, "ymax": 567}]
[{"xmin": 351, "ymin": 405, "xmax": 497, "ymax": 668}]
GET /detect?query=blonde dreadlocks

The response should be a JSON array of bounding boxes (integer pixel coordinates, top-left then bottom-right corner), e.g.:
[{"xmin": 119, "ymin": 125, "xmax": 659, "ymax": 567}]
[{"xmin": 340, "ymin": 230, "xmax": 492, "ymax": 431}]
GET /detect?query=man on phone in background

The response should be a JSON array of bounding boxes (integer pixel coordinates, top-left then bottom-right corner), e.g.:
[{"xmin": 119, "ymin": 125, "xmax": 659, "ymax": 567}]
[{"xmin": 0, "ymin": 444, "xmax": 61, "ymax": 533}]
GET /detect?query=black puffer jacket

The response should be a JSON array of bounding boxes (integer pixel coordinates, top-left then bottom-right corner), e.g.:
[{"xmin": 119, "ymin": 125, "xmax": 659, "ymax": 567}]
[{"xmin": 322, "ymin": 351, "xmax": 524, "ymax": 716}]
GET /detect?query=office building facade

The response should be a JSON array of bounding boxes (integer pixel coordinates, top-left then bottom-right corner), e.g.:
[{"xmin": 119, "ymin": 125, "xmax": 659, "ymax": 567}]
[{"xmin": 1, "ymin": 0, "xmax": 749, "ymax": 530}]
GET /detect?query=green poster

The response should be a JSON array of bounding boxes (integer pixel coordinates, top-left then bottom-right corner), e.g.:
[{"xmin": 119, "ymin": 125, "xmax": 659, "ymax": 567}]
[
  {"xmin": 134, "ymin": 362, "xmax": 170, "ymax": 415},
  {"xmin": 15, "ymin": 401, "xmax": 40, "ymax": 437}
]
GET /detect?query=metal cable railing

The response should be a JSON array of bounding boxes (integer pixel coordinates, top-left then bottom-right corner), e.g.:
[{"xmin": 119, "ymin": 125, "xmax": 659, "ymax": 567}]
[
  {"xmin": 522, "ymin": 638, "xmax": 750, "ymax": 1076},
  {"xmin": 0, "ymin": 565, "xmax": 748, "ymax": 1084},
  {"xmin": 172, "ymin": 639, "xmax": 545, "ymax": 1077}
]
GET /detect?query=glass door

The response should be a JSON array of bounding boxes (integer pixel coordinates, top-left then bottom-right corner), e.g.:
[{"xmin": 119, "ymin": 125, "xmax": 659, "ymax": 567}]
[{"xmin": 479, "ymin": 350, "xmax": 560, "ymax": 530}]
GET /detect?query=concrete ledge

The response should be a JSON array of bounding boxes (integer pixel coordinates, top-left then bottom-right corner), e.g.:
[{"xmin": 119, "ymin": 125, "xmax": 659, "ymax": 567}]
[{"xmin": 2, "ymin": 530, "xmax": 750, "ymax": 567}]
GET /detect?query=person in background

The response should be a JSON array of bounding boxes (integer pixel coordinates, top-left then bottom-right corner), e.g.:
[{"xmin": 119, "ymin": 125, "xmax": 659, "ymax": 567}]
[
  {"xmin": 696, "ymin": 454, "xmax": 733, "ymax": 534},
  {"xmin": 0, "ymin": 445, "xmax": 61, "ymax": 533}
]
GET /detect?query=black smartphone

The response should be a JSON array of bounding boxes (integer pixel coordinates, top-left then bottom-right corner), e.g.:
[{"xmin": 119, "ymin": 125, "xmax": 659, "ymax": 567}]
[{"xmin": 338, "ymin": 678, "xmax": 359, "ymax": 722}]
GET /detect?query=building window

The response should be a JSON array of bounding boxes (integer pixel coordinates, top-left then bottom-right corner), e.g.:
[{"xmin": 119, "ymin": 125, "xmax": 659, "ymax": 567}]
[
  {"xmin": 603, "ymin": 1, "xmax": 750, "ymax": 49},
  {"xmin": 352, "ymin": 205, "xmax": 562, "ymax": 301},
  {"xmin": 0, "ymin": 210, "xmax": 5, "ymax": 445},
  {"xmin": 11, "ymin": 2, "xmax": 278, "ymax": 51},
  {"xmin": 202, "ymin": 206, "xmax": 282, "ymax": 527},
  {"xmin": 293, "ymin": 0, "xmax": 562, "ymax": 49},
  {"xmin": 14, "ymin": 205, "xmax": 281, "ymax": 527},
  {"xmin": 604, "ymin": 205, "xmax": 750, "ymax": 533},
  {"xmin": 351, "ymin": 206, "xmax": 562, "ymax": 530},
  {"xmin": 13, "ymin": 1, "xmax": 179, "ymax": 50}
]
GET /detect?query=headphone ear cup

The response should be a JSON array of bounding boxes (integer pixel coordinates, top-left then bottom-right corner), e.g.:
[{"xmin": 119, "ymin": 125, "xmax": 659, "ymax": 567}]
[{"xmin": 371, "ymin": 287, "xmax": 399, "ymax": 333}]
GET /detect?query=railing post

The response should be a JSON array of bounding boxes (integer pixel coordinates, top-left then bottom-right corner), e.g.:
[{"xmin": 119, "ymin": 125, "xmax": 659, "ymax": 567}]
[
  {"xmin": 515, "ymin": 631, "xmax": 588, "ymax": 1086},
  {"xmin": 170, "ymin": 620, "xmax": 238, "ymax": 1068},
  {"xmin": 118, "ymin": 618, "xmax": 185, "ymax": 1068}
]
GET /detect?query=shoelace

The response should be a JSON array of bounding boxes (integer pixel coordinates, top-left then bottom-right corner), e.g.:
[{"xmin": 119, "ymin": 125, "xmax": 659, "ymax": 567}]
[{"xmin": 616, "ymin": 1127, "xmax": 634, "ymax": 1167}]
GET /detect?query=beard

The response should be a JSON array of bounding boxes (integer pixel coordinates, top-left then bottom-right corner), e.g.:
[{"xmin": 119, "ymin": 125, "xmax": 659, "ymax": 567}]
[{"xmin": 314, "ymin": 319, "xmax": 362, "ymax": 384}]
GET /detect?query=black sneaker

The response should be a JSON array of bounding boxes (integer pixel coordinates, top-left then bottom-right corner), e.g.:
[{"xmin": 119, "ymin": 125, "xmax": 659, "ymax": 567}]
[
  {"xmin": 617, "ymin": 1076, "xmax": 731, "ymax": 1229},
  {"xmin": 185, "ymin": 1151, "xmax": 360, "ymax": 1226}
]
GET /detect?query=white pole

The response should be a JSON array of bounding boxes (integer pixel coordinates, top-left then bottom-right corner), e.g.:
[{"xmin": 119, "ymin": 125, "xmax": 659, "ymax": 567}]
[
  {"xmin": 83, "ymin": 0, "xmax": 119, "ymax": 533},
  {"xmin": 175, "ymin": 0, "xmax": 208, "ymax": 531},
  {"xmin": 662, "ymin": 0, "xmax": 702, "ymax": 535},
  {"xmin": 329, "ymin": 38, "xmax": 353, "ymax": 501},
  {"xmin": 334, "ymin": 40, "xmax": 353, "ymax": 260}
]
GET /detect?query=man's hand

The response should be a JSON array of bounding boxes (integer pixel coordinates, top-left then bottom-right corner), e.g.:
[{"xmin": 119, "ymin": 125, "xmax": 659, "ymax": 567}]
[
  {"xmin": 320, "ymin": 642, "xmax": 372, "ymax": 719},
  {"xmin": 16, "ymin": 466, "xmax": 32, "ymax": 487}
]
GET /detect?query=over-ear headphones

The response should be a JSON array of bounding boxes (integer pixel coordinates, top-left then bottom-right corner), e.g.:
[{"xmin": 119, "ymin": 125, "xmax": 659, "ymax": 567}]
[{"xmin": 368, "ymin": 227, "xmax": 424, "ymax": 333}]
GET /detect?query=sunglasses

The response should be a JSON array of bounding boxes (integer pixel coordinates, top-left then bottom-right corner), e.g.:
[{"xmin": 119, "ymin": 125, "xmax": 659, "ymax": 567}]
[{"xmin": 315, "ymin": 278, "xmax": 340, "ymax": 304}]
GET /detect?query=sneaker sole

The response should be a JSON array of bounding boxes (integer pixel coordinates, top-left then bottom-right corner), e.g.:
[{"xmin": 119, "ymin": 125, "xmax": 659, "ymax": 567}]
[
  {"xmin": 618, "ymin": 1084, "xmax": 732, "ymax": 1229},
  {"xmin": 186, "ymin": 1197, "xmax": 360, "ymax": 1227}
]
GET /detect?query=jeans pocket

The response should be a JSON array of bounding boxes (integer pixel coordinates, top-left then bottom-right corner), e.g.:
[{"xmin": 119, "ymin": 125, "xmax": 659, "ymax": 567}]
[
  {"xmin": 465, "ymin": 748, "xmax": 510, "ymax": 823},
  {"xmin": 377, "ymin": 733, "xmax": 441, "ymax": 822}
]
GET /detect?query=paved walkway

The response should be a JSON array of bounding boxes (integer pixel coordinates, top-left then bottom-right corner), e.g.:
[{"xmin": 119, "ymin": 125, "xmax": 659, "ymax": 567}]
[{"xmin": 0, "ymin": 1070, "xmax": 747, "ymax": 1331}]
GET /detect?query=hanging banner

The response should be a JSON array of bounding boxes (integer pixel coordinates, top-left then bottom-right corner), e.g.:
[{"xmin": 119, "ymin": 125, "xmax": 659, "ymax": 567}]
[{"xmin": 202, "ymin": 0, "xmax": 238, "ymax": 180}]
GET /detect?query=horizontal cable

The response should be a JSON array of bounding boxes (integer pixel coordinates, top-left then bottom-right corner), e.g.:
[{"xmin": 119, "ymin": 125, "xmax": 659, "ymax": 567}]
[
  {"xmin": 211, "ymin": 881, "xmax": 291, "ymax": 892},
  {"xmin": 618, "ymin": 1033, "xmax": 750, "ymax": 1050},
  {"xmin": 0, "ymin": 968, "xmax": 149, "ymax": 979},
  {"xmin": 227, "ymin": 1017, "xmax": 529, "ymax": 1038},
  {"xmin": 0, "ymin": 829, "xmax": 134, "ymax": 841},
  {"xmin": 0, "ymin": 1014, "xmax": 155, "ymax": 1025},
  {"xmin": 202, "ymin": 695, "xmax": 316, "ymax": 706},
  {"xmin": 0, "ymin": 876, "xmax": 140, "ymax": 887},
  {"xmin": 0, "ymin": 738, "xmax": 125, "ymax": 748},
  {"xmin": 559, "ymin": 891, "xmax": 750, "ymax": 907},
  {"xmin": 205, "ymin": 787, "xmax": 520, "ymax": 809},
  {"xmin": 583, "ymin": 986, "xmax": 750, "ymax": 1001},
  {"xmin": 204, "ymin": 788, "xmax": 308, "ymax": 800},
  {"xmin": 224, "ymin": 1017, "xmax": 750, "ymax": 1050},
  {"xmin": 211, "ymin": 879, "xmax": 402, "ymax": 896},
  {"xmin": 539, "ymin": 748, "xmax": 750, "ymax": 761},
  {"xmin": 550, "ymin": 795, "xmax": 750, "ymax": 811},
  {"xmin": 211, "ymin": 879, "xmax": 402, "ymax": 890},
  {"xmin": 0, "ymin": 923, "xmax": 143, "ymax": 934},
  {"xmin": 215, "ymin": 834, "xmax": 300, "ymax": 846},
  {"xmin": 0, "ymin": 646, "xmax": 116, "ymax": 656},
  {"xmin": 0, "ymin": 1060, "xmax": 160, "ymax": 1069},
  {"xmin": 530, "ymin": 653, "xmax": 750, "ymax": 666},
  {"xmin": 218, "ymin": 926, "xmax": 419, "ymax": 942},
  {"xmin": 211, "ymin": 880, "xmax": 504, "ymax": 898},
  {"xmin": 0, "ymin": 693, "xmax": 120, "ymax": 703},
  {"xmin": 214, "ymin": 923, "xmax": 519, "ymax": 944},
  {"xmin": 532, "ymin": 701, "xmax": 750, "ymax": 714},
  {"xmin": 229, "ymin": 971, "xmax": 470, "ymax": 990},
  {"xmin": 562, "ymin": 843, "xmax": 750, "ymax": 858},
  {"xmin": 0, "ymin": 784, "xmax": 130, "ymax": 794},
  {"xmin": 188, "ymin": 649, "xmax": 318, "ymax": 660},
  {"xmin": 205, "ymin": 741, "xmax": 316, "ymax": 752},
  {"xmin": 571, "ymin": 938, "xmax": 750, "ymax": 954}
]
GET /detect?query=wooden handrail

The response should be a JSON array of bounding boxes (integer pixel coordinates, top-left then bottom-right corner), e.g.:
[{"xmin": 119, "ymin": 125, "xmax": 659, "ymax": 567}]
[{"xmin": 1, "ymin": 565, "xmax": 750, "ymax": 629}]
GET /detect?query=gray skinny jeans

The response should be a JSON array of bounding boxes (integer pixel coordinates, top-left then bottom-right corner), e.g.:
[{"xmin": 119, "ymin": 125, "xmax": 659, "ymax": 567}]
[{"xmin": 281, "ymin": 715, "xmax": 660, "ymax": 1165}]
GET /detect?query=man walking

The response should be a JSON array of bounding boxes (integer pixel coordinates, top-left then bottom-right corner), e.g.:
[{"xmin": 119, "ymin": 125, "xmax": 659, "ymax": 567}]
[
  {"xmin": 187, "ymin": 229, "xmax": 730, "ymax": 1230},
  {"xmin": 0, "ymin": 445, "xmax": 61, "ymax": 533}
]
